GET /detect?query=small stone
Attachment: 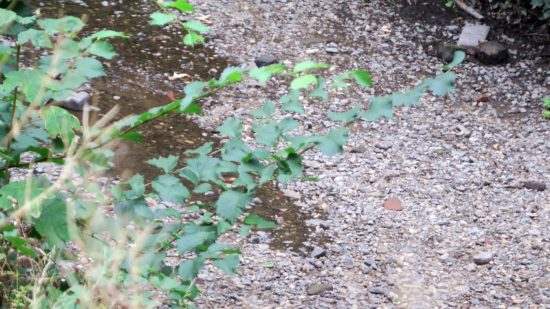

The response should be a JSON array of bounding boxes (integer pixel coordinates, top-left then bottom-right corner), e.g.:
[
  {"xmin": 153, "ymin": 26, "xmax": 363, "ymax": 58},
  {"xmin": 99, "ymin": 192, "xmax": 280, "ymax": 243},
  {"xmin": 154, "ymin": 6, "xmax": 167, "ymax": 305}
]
[
  {"xmin": 457, "ymin": 23, "xmax": 490, "ymax": 49},
  {"xmin": 522, "ymin": 181, "xmax": 546, "ymax": 191},
  {"xmin": 325, "ymin": 47, "xmax": 339, "ymax": 54},
  {"xmin": 254, "ymin": 55, "xmax": 278, "ymax": 67},
  {"xmin": 465, "ymin": 263, "xmax": 477, "ymax": 272},
  {"xmin": 281, "ymin": 189, "xmax": 301, "ymax": 199},
  {"xmin": 438, "ymin": 42, "xmax": 459, "ymax": 63},
  {"xmin": 113, "ymin": 95, "xmax": 121, "ymax": 100},
  {"xmin": 383, "ymin": 196, "xmax": 403, "ymax": 211},
  {"xmin": 310, "ymin": 247, "xmax": 327, "ymax": 259},
  {"xmin": 473, "ymin": 251, "xmax": 493, "ymax": 265},
  {"xmin": 350, "ymin": 145, "xmax": 367, "ymax": 153},
  {"xmin": 368, "ymin": 287, "xmax": 386, "ymax": 295},
  {"xmin": 306, "ymin": 283, "xmax": 333, "ymax": 295},
  {"xmin": 475, "ymin": 41, "xmax": 509, "ymax": 65}
]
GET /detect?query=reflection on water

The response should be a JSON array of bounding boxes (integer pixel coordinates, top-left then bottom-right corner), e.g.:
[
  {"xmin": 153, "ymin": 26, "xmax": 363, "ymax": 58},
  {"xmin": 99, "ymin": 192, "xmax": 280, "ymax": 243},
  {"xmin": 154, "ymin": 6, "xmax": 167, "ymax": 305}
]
[{"xmin": 39, "ymin": 0, "xmax": 326, "ymax": 252}]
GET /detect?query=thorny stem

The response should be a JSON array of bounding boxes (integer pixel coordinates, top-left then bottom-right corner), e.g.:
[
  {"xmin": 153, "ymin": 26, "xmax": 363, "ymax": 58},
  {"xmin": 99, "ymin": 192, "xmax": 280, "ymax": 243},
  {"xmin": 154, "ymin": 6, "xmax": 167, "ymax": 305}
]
[{"xmin": 3, "ymin": 43, "xmax": 21, "ymax": 184}]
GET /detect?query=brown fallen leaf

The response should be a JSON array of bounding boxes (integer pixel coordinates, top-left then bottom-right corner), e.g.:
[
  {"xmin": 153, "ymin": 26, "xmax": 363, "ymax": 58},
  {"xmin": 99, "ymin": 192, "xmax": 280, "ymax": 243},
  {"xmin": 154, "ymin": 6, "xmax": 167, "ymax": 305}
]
[
  {"xmin": 383, "ymin": 196, "xmax": 404, "ymax": 211},
  {"xmin": 476, "ymin": 94, "xmax": 491, "ymax": 102}
]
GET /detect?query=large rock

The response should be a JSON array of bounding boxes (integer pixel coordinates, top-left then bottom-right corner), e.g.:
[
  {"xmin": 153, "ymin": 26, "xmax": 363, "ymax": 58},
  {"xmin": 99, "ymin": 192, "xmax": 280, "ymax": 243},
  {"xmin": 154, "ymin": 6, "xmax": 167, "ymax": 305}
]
[
  {"xmin": 475, "ymin": 41, "xmax": 509, "ymax": 65},
  {"xmin": 457, "ymin": 23, "xmax": 490, "ymax": 49},
  {"xmin": 53, "ymin": 91, "xmax": 91, "ymax": 111},
  {"xmin": 254, "ymin": 55, "xmax": 278, "ymax": 68}
]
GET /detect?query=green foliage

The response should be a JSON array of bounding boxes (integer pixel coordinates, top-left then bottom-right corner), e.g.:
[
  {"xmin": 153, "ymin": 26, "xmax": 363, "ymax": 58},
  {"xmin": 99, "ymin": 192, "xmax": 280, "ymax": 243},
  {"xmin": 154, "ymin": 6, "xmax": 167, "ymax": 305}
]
[
  {"xmin": 0, "ymin": 1, "xmax": 465, "ymax": 307},
  {"xmin": 543, "ymin": 97, "xmax": 550, "ymax": 119}
]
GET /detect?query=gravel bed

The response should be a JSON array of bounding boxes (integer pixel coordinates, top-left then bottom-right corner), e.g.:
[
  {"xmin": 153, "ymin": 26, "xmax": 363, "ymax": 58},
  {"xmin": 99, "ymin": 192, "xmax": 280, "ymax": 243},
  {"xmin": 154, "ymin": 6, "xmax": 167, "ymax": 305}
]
[{"xmin": 183, "ymin": 0, "xmax": 550, "ymax": 308}]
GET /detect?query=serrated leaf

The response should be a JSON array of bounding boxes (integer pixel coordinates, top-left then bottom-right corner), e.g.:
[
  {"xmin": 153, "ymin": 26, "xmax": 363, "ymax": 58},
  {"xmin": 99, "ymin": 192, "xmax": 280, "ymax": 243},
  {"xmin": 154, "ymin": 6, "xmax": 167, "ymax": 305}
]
[
  {"xmin": 280, "ymin": 89, "xmax": 304, "ymax": 114},
  {"xmin": 126, "ymin": 174, "xmax": 145, "ymax": 198},
  {"xmin": 293, "ymin": 60, "xmax": 330, "ymax": 73},
  {"xmin": 75, "ymin": 57, "xmax": 105, "ymax": 78},
  {"xmin": 442, "ymin": 50, "xmax": 465, "ymax": 71},
  {"xmin": 250, "ymin": 101, "xmax": 275, "ymax": 118},
  {"xmin": 184, "ymin": 142, "xmax": 213, "ymax": 156},
  {"xmin": 193, "ymin": 183, "xmax": 212, "ymax": 193},
  {"xmin": 244, "ymin": 214, "xmax": 277, "ymax": 229},
  {"xmin": 276, "ymin": 153, "xmax": 302, "ymax": 182},
  {"xmin": 89, "ymin": 30, "xmax": 129, "ymax": 40},
  {"xmin": 218, "ymin": 67, "xmax": 243, "ymax": 85},
  {"xmin": 309, "ymin": 127, "xmax": 349, "ymax": 155},
  {"xmin": 183, "ymin": 31, "xmax": 204, "ymax": 47},
  {"xmin": 165, "ymin": 0, "xmax": 195, "ymax": 12},
  {"xmin": 327, "ymin": 104, "xmax": 361, "ymax": 124},
  {"xmin": 152, "ymin": 175, "xmax": 189, "ymax": 204},
  {"xmin": 332, "ymin": 72, "xmax": 350, "ymax": 89},
  {"xmin": 308, "ymin": 77, "xmax": 328, "ymax": 101},
  {"xmin": 248, "ymin": 64, "xmax": 285, "ymax": 85},
  {"xmin": 179, "ymin": 167, "xmax": 200, "ymax": 185},
  {"xmin": 32, "ymin": 198, "xmax": 70, "ymax": 246},
  {"xmin": 359, "ymin": 96, "xmax": 393, "ymax": 121},
  {"xmin": 181, "ymin": 81, "xmax": 208, "ymax": 106},
  {"xmin": 0, "ymin": 177, "xmax": 49, "ymax": 211},
  {"xmin": 0, "ymin": 9, "xmax": 17, "ymax": 32},
  {"xmin": 215, "ymin": 190, "xmax": 250, "ymax": 222},
  {"xmin": 259, "ymin": 165, "xmax": 277, "ymax": 185},
  {"xmin": 291, "ymin": 74, "xmax": 317, "ymax": 90},
  {"xmin": 176, "ymin": 231, "xmax": 212, "ymax": 253},
  {"xmin": 350, "ymin": 69, "xmax": 373, "ymax": 87},
  {"xmin": 179, "ymin": 257, "xmax": 204, "ymax": 281},
  {"xmin": 213, "ymin": 254, "xmax": 240, "ymax": 275},
  {"xmin": 38, "ymin": 17, "xmax": 84, "ymax": 34},
  {"xmin": 391, "ymin": 88, "xmax": 423, "ymax": 107},
  {"xmin": 221, "ymin": 138, "xmax": 252, "ymax": 162},
  {"xmin": 218, "ymin": 118, "xmax": 242, "ymax": 138},
  {"xmin": 147, "ymin": 155, "xmax": 179, "ymax": 174},
  {"xmin": 183, "ymin": 20, "xmax": 209, "ymax": 33},
  {"xmin": 149, "ymin": 12, "xmax": 176, "ymax": 26},
  {"xmin": 87, "ymin": 41, "xmax": 117, "ymax": 59},
  {"xmin": 429, "ymin": 72, "xmax": 456, "ymax": 96},
  {"xmin": 41, "ymin": 106, "xmax": 81, "ymax": 145},
  {"xmin": 120, "ymin": 131, "xmax": 144, "ymax": 142},
  {"xmin": 17, "ymin": 29, "xmax": 52, "ymax": 49}
]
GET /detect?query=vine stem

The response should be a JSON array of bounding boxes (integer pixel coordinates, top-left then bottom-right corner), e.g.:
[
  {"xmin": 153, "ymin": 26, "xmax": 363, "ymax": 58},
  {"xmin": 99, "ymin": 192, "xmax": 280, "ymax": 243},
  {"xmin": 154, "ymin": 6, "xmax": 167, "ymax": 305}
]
[{"xmin": 3, "ymin": 43, "xmax": 21, "ymax": 183}]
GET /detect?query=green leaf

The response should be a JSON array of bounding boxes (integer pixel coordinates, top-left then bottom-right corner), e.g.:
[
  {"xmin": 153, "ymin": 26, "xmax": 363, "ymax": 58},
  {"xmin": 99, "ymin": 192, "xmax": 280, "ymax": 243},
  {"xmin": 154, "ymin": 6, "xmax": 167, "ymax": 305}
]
[
  {"xmin": 244, "ymin": 214, "xmax": 277, "ymax": 229},
  {"xmin": 221, "ymin": 138, "xmax": 252, "ymax": 162},
  {"xmin": 290, "ymin": 74, "xmax": 317, "ymax": 90},
  {"xmin": 0, "ymin": 9, "xmax": 17, "ymax": 32},
  {"xmin": 183, "ymin": 31, "xmax": 204, "ymax": 47},
  {"xmin": 250, "ymin": 101, "xmax": 275, "ymax": 118},
  {"xmin": 126, "ymin": 174, "xmax": 145, "ymax": 198},
  {"xmin": 165, "ymin": 0, "xmax": 195, "ymax": 12},
  {"xmin": 213, "ymin": 254, "xmax": 240, "ymax": 275},
  {"xmin": 309, "ymin": 127, "xmax": 349, "ymax": 155},
  {"xmin": 152, "ymin": 175, "xmax": 190, "ymax": 204},
  {"xmin": 147, "ymin": 155, "xmax": 179, "ymax": 174},
  {"xmin": 442, "ymin": 50, "xmax": 465, "ymax": 71},
  {"xmin": 176, "ymin": 231, "xmax": 212, "ymax": 253},
  {"xmin": 391, "ymin": 88, "xmax": 423, "ymax": 107},
  {"xmin": 248, "ymin": 64, "xmax": 286, "ymax": 85},
  {"xmin": 38, "ymin": 17, "xmax": 84, "ymax": 34},
  {"xmin": 179, "ymin": 257, "xmax": 204, "ymax": 281},
  {"xmin": 218, "ymin": 118, "xmax": 242, "ymax": 138},
  {"xmin": 332, "ymin": 72, "xmax": 350, "ymax": 89},
  {"xmin": 41, "ymin": 106, "xmax": 81, "ymax": 145},
  {"xmin": 308, "ymin": 77, "xmax": 328, "ymax": 101},
  {"xmin": 218, "ymin": 67, "xmax": 244, "ymax": 85},
  {"xmin": 32, "ymin": 198, "xmax": 70, "ymax": 246},
  {"xmin": 215, "ymin": 190, "xmax": 250, "ymax": 222},
  {"xmin": 120, "ymin": 131, "xmax": 144, "ymax": 142},
  {"xmin": 276, "ymin": 153, "xmax": 302, "ymax": 182},
  {"xmin": 89, "ymin": 30, "xmax": 129, "ymax": 40},
  {"xmin": 149, "ymin": 12, "xmax": 176, "ymax": 26},
  {"xmin": 0, "ymin": 177, "xmax": 49, "ymax": 214},
  {"xmin": 181, "ymin": 81, "xmax": 208, "ymax": 106},
  {"xmin": 193, "ymin": 183, "xmax": 212, "ymax": 193},
  {"xmin": 185, "ymin": 155, "xmax": 220, "ymax": 181},
  {"xmin": 3, "ymin": 232, "xmax": 36, "ymax": 257},
  {"xmin": 183, "ymin": 20, "xmax": 209, "ymax": 33},
  {"xmin": 429, "ymin": 72, "xmax": 456, "ymax": 96},
  {"xmin": 184, "ymin": 142, "xmax": 213, "ymax": 156},
  {"xmin": 87, "ymin": 41, "xmax": 117, "ymax": 59},
  {"xmin": 17, "ymin": 29, "xmax": 52, "ymax": 49},
  {"xmin": 280, "ymin": 89, "xmax": 303, "ymax": 114},
  {"xmin": 259, "ymin": 165, "xmax": 277, "ymax": 185},
  {"xmin": 359, "ymin": 96, "xmax": 393, "ymax": 121},
  {"xmin": 350, "ymin": 69, "xmax": 373, "ymax": 87},
  {"xmin": 75, "ymin": 57, "xmax": 105, "ymax": 78},
  {"xmin": 179, "ymin": 167, "xmax": 200, "ymax": 185},
  {"xmin": 327, "ymin": 104, "xmax": 362, "ymax": 124},
  {"xmin": 293, "ymin": 60, "xmax": 330, "ymax": 73}
]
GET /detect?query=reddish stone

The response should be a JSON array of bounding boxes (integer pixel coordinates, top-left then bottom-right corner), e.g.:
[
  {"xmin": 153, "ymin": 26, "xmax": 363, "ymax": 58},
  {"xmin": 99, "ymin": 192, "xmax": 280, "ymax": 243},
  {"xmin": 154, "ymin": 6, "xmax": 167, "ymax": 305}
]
[{"xmin": 384, "ymin": 196, "xmax": 404, "ymax": 211}]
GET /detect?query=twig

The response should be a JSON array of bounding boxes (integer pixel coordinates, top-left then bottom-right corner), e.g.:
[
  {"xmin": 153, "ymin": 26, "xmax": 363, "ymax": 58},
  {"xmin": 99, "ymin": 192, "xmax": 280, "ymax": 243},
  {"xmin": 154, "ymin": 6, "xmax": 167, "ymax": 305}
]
[{"xmin": 454, "ymin": 0, "xmax": 484, "ymax": 20}]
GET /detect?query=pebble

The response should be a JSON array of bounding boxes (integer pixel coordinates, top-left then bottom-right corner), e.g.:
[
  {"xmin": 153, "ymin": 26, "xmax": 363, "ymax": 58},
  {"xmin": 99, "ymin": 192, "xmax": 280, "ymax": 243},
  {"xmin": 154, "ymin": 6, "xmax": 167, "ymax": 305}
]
[
  {"xmin": 473, "ymin": 252, "xmax": 494, "ymax": 265},
  {"xmin": 306, "ymin": 283, "xmax": 333, "ymax": 295}
]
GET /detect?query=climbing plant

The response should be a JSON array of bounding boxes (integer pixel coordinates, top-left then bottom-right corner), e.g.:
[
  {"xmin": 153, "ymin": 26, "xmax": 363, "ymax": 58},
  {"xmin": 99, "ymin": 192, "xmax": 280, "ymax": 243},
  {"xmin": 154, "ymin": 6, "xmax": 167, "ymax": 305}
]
[{"xmin": 0, "ymin": 0, "xmax": 465, "ymax": 307}]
